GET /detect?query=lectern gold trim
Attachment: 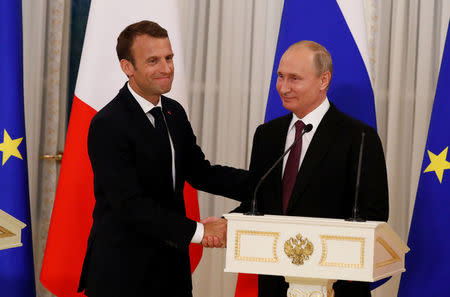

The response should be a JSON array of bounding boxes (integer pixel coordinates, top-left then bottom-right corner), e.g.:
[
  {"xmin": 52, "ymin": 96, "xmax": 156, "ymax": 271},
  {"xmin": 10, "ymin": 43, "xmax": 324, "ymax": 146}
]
[{"xmin": 225, "ymin": 213, "xmax": 409, "ymax": 297}]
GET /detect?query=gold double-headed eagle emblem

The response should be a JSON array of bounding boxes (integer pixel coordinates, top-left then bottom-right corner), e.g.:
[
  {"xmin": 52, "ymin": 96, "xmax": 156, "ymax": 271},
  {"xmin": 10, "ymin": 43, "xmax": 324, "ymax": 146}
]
[{"xmin": 284, "ymin": 234, "xmax": 314, "ymax": 265}]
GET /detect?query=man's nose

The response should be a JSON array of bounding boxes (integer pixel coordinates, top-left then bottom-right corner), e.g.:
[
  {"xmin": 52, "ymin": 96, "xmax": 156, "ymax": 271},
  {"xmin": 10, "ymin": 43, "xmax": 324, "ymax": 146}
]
[
  {"xmin": 160, "ymin": 60, "xmax": 172, "ymax": 74},
  {"xmin": 279, "ymin": 80, "xmax": 290, "ymax": 94}
]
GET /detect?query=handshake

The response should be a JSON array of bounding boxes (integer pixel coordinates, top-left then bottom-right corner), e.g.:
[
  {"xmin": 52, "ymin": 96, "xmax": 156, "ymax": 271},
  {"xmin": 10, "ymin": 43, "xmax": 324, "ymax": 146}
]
[{"xmin": 200, "ymin": 217, "xmax": 228, "ymax": 248}]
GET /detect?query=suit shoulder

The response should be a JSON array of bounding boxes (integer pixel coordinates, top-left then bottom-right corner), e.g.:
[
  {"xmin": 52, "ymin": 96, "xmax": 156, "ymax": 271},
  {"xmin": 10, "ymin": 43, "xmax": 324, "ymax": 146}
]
[
  {"xmin": 90, "ymin": 93, "xmax": 127, "ymax": 127},
  {"xmin": 256, "ymin": 113, "xmax": 291, "ymax": 134},
  {"xmin": 332, "ymin": 106, "xmax": 377, "ymax": 135},
  {"xmin": 328, "ymin": 106, "xmax": 384, "ymax": 153},
  {"xmin": 162, "ymin": 95, "xmax": 186, "ymax": 111},
  {"xmin": 161, "ymin": 95, "xmax": 188, "ymax": 119}
]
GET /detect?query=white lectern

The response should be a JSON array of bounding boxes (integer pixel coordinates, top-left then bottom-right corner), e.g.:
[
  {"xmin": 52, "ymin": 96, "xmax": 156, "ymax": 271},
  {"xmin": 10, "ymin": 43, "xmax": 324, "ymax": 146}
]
[
  {"xmin": 0, "ymin": 209, "xmax": 26, "ymax": 250},
  {"xmin": 224, "ymin": 213, "xmax": 409, "ymax": 297}
]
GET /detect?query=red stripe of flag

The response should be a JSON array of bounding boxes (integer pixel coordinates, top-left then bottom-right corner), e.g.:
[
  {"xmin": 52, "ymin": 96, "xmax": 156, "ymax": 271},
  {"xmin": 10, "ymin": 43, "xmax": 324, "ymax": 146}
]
[
  {"xmin": 235, "ymin": 273, "xmax": 258, "ymax": 297},
  {"xmin": 184, "ymin": 182, "xmax": 202, "ymax": 273},
  {"xmin": 40, "ymin": 96, "xmax": 96, "ymax": 296}
]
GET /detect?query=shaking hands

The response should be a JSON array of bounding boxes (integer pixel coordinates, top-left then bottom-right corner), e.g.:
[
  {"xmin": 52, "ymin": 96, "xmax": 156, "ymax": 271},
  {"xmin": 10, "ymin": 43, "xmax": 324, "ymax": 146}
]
[{"xmin": 200, "ymin": 217, "xmax": 227, "ymax": 248}]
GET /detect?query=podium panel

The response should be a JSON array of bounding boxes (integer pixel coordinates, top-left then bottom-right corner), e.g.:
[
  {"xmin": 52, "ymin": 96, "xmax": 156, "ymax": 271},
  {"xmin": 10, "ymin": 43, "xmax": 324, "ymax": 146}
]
[
  {"xmin": 0, "ymin": 209, "xmax": 26, "ymax": 250},
  {"xmin": 224, "ymin": 213, "xmax": 409, "ymax": 282}
]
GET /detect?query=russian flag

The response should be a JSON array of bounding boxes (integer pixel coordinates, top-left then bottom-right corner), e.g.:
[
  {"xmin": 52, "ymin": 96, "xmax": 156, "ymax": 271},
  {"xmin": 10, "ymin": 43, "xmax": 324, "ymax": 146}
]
[
  {"xmin": 235, "ymin": 1, "xmax": 378, "ymax": 296},
  {"xmin": 40, "ymin": 1, "xmax": 201, "ymax": 296}
]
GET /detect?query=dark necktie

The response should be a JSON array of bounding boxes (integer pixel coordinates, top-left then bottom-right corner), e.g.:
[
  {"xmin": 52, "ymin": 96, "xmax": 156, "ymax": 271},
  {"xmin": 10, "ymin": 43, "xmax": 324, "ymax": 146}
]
[
  {"xmin": 149, "ymin": 107, "xmax": 173, "ymax": 184},
  {"xmin": 282, "ymin": 120, "xmax": 305, "ymax": 214}
]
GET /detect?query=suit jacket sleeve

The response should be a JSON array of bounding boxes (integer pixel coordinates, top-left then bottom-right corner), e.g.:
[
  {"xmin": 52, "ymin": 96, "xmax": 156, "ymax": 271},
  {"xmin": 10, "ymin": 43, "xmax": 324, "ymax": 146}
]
[
  {"xmin": 178, "ymin": 106, "xmax": 253, "ymax": 202},
  {"xmin": 231, "ymin": 125, "xmax": 264, "ymax": 213},
  {"xmin": 88, "ymin": 115, "xmax": 196, "ymax": 250}
]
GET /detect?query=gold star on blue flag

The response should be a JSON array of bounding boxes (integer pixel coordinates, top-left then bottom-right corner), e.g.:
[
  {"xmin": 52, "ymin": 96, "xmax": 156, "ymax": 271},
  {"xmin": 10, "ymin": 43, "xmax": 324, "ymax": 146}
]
[
  {"xmin": 398, "ymin": 21, "xmax": 450, "ymax": 296},
  {"xmin": 0, "ymin": 129, "xmax": 24, "ymax": 165},
  {"xmin": 423, "ymin": 147, "xmax": 450, "ymax": 183},
  {"xmin": 0, "ymin": 2, "xmax": 36, "ymax": 296}
]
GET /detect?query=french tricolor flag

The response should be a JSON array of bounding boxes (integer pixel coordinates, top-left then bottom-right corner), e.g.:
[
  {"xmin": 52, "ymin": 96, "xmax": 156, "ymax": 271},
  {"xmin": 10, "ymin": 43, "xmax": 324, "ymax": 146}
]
[
  {"xmin": 40, "ymin": 1, "xmax": 201, "ymax": 296},
  {"xmin": 235, "ymin": 1, "xmax": 379, "ymax": 296}
]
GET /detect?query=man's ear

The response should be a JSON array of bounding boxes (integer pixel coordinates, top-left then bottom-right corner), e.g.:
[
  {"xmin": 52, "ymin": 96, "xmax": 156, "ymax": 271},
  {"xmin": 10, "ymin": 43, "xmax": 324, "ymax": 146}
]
[
  {"xmin": 320, "ymin": 71, "xmax": 331, "ymax": 91},
  {"xmin": 120, "ymin": 59, "xmax": 134, "ymax": 77}
]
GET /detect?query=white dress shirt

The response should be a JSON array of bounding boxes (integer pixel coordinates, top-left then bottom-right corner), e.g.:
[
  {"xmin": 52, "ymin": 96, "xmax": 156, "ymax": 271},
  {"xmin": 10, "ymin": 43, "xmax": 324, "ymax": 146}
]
[
  {"xmin": 282, "ymin": 98, "xmax": 330, "ymax": 177},
  {"xmin": 127, "ymin": 83, "xmax": 204, "ymax": 243}
]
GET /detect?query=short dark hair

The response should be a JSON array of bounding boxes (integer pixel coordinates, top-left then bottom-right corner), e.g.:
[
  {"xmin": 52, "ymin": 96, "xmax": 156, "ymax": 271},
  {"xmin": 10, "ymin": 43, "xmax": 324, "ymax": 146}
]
[{"xmin": 116, "ymin": 20, "xmax": 168, "ymax": 65}]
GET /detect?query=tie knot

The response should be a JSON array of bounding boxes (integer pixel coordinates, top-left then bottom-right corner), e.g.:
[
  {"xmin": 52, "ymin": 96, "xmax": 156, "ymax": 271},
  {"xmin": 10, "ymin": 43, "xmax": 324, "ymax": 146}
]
[
  {"xmin": 294, "ymin": 120, "xmax": 305, "ymax": 132},
  {"xmin": 150, "ymin": 106, "xmax": 163, "ymax": 119}
]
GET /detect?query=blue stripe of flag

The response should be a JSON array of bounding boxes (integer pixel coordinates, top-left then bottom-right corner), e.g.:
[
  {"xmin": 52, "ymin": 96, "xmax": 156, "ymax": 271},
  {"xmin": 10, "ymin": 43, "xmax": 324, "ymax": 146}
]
[{"xmin": 265, "ymin": 0, "xmax": 376, "ymax": 130}]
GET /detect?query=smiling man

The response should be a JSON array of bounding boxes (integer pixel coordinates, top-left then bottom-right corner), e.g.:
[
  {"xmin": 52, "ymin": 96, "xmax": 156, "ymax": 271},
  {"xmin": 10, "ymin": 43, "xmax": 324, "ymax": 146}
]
[
  {"xmin": 77, "ymin": 21, "xmax": 251, "ymax": 297},
  {"xmin": 234, "ymin": 41, "xmax": 389, "ymax": 297}
]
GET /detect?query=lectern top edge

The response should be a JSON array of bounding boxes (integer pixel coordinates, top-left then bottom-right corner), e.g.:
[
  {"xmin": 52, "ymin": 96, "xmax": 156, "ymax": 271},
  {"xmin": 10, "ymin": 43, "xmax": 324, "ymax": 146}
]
[
  {"xmin": 0, "ymin": 209, "xmax": 26, "ymax": 228},
  {"xmin": 224, "ymin": 213, "xmax": 383, "ymax": 229}
]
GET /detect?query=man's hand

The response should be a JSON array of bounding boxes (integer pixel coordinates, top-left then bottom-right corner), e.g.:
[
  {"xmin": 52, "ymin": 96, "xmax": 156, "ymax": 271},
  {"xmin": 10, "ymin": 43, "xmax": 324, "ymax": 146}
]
[{"xmin": 200, "ymin": 217, "xmax": 227, "ymax": 248}]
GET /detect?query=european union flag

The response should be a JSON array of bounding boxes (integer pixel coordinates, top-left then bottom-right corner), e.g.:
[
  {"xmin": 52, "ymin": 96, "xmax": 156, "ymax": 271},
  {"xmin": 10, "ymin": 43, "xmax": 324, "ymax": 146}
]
[
  {"xmin": 0, "ymin": 2, "xmax": 36, "ymax": 296},
  {"xmin": 397, "ymin": 21, "xmax": 450, "ymax": 297},
  {"xmin": 265, "ymin": 0, "xmax": 376, "ymax": 130}
]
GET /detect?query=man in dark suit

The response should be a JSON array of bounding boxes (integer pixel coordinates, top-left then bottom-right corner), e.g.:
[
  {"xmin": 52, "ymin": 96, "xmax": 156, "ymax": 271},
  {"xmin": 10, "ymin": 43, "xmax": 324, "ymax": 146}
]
[
  {"xmin": 77, "ymin": 21, "xmax": 250, "ymax": 297},
  {"xmin": 234, "ymin": 41, "xmax": 389, "ymax": 297}
]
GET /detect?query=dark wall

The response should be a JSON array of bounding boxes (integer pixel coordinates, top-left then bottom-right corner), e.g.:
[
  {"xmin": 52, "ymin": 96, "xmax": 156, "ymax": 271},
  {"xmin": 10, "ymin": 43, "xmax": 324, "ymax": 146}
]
[{"xmin": 67, "ymin": 0, "xmax": 91, "ymax": 124}]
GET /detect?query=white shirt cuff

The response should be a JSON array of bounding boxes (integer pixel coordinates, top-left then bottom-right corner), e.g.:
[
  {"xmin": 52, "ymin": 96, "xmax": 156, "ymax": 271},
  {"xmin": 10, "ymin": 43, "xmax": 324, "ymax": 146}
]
[{"xmin": 191, "ymin": 222, "xmax": 204, "ymax": 243}]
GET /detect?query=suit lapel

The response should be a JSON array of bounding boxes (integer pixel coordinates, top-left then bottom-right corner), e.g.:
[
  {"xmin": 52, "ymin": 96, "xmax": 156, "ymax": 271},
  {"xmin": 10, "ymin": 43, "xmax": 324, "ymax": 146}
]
[
  {"xmin": 160, "ymin": 96, "xmax": 182, "ymax": 190},
  {"xmin": 120, "ymin": 84, "xmax": 156, "ymax": 134},
  {"xmin": 121, "ymin": 86, "xmax": 174, "ymax": 190},
  {"xmin": 286, "ymin": 105, "xmax": 342, "ymax": 212},
  {"xmin": 160, "ymin": 96, "xmax": 178, "ymax": 147}
]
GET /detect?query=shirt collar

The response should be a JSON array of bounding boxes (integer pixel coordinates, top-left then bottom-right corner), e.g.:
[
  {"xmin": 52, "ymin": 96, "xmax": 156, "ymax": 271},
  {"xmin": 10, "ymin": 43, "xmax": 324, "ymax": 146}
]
[
  {"xmin": 127, "ymin": 82, "xmax": 162, "ymax": 113},
  {"xmin": 288, "ymin": 97, "xmax": 330, "ymax": 133}
]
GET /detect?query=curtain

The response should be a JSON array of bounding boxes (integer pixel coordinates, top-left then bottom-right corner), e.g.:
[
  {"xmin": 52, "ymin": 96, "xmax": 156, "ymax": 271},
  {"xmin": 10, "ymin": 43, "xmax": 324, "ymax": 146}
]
[
  {"xmin": 179, "ymin": 1, "xmax": 283, "ymax": 296},
  {"xmin": 23, "ymin": 0, "xmax": 70, "ymax": 296}
]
